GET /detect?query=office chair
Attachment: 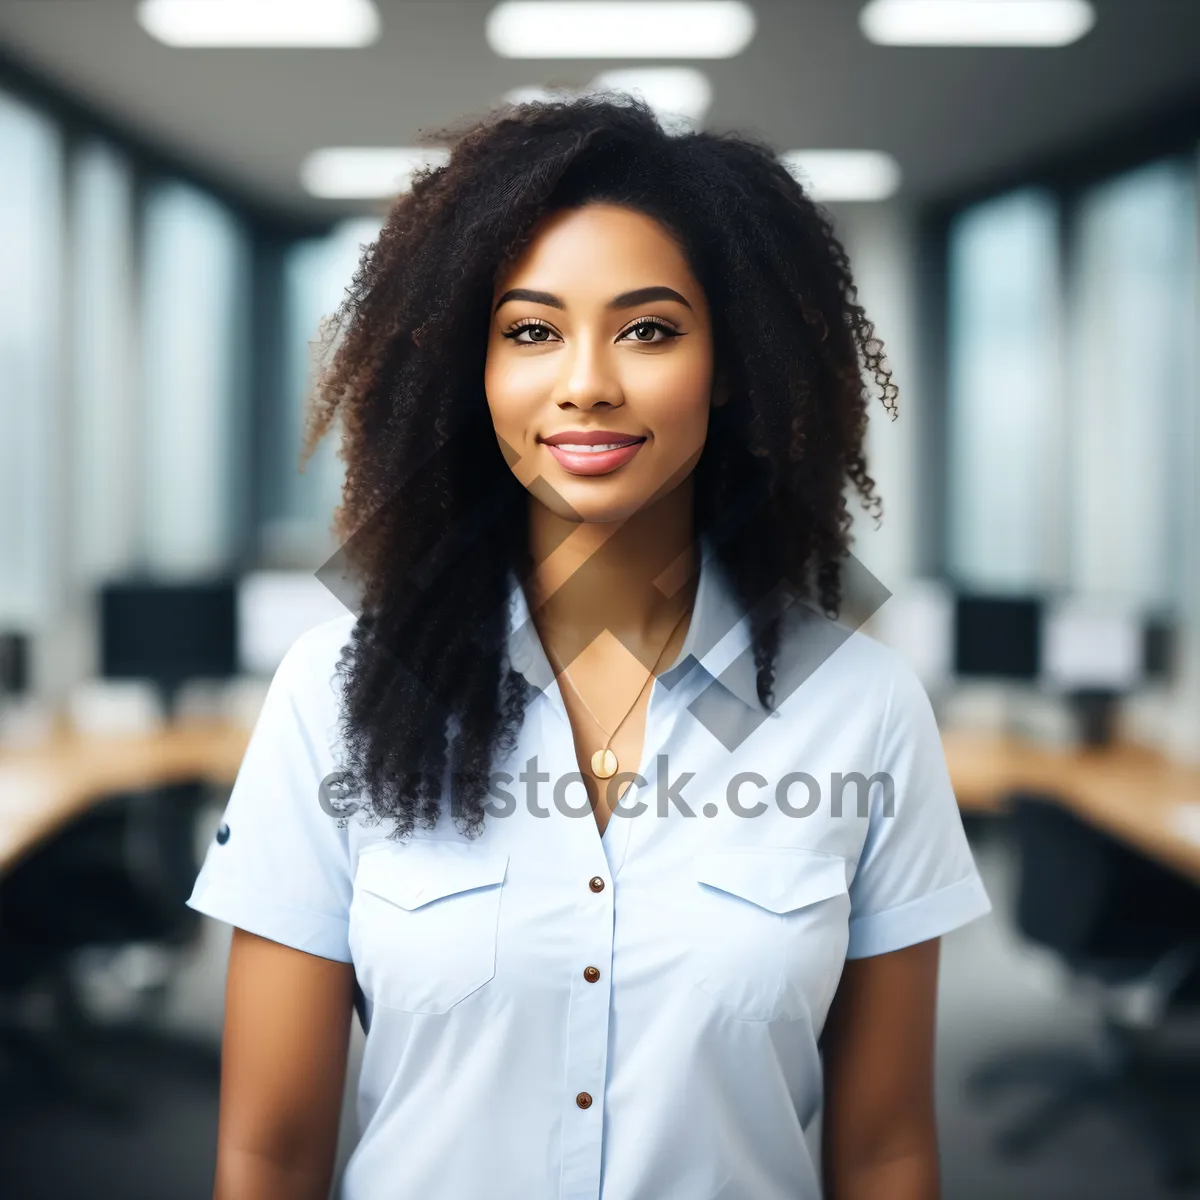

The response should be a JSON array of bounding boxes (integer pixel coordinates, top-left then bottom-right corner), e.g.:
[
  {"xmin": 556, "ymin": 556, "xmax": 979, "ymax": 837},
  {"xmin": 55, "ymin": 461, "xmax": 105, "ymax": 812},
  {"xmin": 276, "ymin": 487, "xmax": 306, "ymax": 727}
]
[
  {"xmin": 0, "ymin": 781, "xmax": 215, "ymax": 1115},
  {"xmin": 968, "ymin": 792, "xmax": 1200, "ymax": 1190}
]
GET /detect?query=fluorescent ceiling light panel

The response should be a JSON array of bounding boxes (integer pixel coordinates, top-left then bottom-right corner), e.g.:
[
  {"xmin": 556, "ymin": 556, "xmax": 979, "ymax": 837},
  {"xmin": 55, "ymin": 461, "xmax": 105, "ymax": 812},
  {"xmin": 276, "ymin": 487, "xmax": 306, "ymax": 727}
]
[
  {"xmin": 859, "ymin": 0, "xmax": 1095, "ymax": 47},
  {"xmin": 780, "ymin": 150, "xmax": 902, "ymax": 202},
  {"xmin": 588, "ymin": 68, "xmax": 713, "ymax": 126},
  {"xmin": 301, "ymin": 148, "xmax": 451, "ymax": 199},
  {"xmin": 138, "ymin": 0, "xmax": 381, "ymax": 48},
  {"xmin": 486, "ymin": 1, "xmax": 756, "ymax": 58}
]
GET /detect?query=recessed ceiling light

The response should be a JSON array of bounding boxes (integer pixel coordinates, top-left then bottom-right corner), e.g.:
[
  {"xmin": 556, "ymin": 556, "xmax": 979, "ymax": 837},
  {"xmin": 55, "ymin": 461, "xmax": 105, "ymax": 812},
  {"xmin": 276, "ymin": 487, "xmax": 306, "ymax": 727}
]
[
  {"xmin": 587, "ymin": 68, "xmax": 713, "ymax": 128},
  {"xmin": 138, "ymin": 0, "xmax": 381, "ymax": 48},
  {"xmin": 859, "ymin": 0, "xmax": 1095, "ymax": 47},
  {"xmin": 300, "ymin": 148, "xmax": 451, "ymax": 200},
  {"xmin": 486, "ymin": 1, "xmax": 756, "ymax": 59},
  {"xmin": 780, "ymin": 150, "xmax": 902, "ymax": 202}
]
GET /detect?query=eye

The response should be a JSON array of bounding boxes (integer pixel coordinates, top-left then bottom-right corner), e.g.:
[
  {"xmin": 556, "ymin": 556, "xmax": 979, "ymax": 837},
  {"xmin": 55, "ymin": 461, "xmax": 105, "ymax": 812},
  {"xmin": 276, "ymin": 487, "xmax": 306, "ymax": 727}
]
[
  {"xmin": 617, "ymin": 318, "xmax": 681, "ymax": 344},
  {"xmin": 502, "ymin": 320, "xmax": 560, "ymax": 345}
]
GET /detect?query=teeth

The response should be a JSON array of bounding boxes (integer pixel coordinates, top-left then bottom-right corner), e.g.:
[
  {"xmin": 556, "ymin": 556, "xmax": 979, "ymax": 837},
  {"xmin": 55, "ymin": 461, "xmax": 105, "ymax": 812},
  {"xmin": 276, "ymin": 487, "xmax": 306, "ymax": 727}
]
[{"xmin": 554, "ymin": 442, "xmax": 636, "ymax": 452}]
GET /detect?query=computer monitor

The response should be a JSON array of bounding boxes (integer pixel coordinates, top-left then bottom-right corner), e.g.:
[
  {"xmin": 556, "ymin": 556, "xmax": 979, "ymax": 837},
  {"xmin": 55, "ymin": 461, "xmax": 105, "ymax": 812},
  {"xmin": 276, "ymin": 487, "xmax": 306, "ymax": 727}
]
[
  {"xmin": 100, "ymin": 579, "xmax": 237, "ymax": 711},
  {"xmin": 237, "ymin": 571, "xmax": 351, "ymax": 676},
  {"xmin": 952, "ymin": 593, "xmax": 1042, "ymax": 681},
  {"xmin": 1042, "ymin": 605, "xmax": 1142, "ymax": 691},
  {"xmin": 0, "ymin": 632, "xmax": 29, "ymax": 696},
  {"xmin": 1143, "ymin": 614, "xmax": 1175, "ymax": 684}
]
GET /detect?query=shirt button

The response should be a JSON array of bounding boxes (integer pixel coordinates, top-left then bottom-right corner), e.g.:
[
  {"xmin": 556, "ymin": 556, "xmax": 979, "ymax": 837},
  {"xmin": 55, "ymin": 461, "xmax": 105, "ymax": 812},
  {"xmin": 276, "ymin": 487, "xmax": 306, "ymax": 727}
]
[
  {"xmin": 576, "ymin": 1091, "xmax": 593, "ymax": 1109},
  {"xmin": 583, "ymin": 966, "xmax": 600, "ymax": 983},
  {"xmin": 589, "ymin": 876, "xmax": 605, "ymax": 892}
]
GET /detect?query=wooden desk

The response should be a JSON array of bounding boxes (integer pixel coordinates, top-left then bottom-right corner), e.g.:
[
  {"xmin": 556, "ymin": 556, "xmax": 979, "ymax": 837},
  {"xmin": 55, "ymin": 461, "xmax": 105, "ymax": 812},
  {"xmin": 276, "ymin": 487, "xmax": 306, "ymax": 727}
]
[
  {"xmin": 0, "ymin": 722, "xmax": 250, "ymax": 875},
  {"xmin": 943, "ymin": 729, "xmax": 1200, "ymax": 884},
  {"xmin": 2, "ymin": 722, "xmax": 1199, "ymax": 884}
]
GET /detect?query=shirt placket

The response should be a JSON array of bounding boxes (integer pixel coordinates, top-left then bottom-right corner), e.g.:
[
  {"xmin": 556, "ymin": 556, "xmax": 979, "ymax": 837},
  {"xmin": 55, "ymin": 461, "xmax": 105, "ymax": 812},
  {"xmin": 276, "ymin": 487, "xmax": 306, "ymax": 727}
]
[
  {"xmin": 558, "ymin": 856, "xmax": 614, "ymax": 1199},
  {"xmin": 539, "ymin": 694, "xmax": 623, "ymax": 1200},
  {"xmin": 555, "ymin": 671, "xmax": 667, "ymax": 1198}
]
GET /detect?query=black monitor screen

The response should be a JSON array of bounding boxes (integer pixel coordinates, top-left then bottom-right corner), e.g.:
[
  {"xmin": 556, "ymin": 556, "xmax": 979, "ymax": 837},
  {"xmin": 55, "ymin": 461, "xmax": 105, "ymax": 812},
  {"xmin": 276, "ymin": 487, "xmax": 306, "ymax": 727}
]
[
  {"xmin": 953, "ymin": 594, "xmax": 1042, "ymax": 681},
  {"xmin": 0, "ymin": 632, "xmax": 29, "ymax": 696},
  {"xmin": 1143, "ymin": 616, "xmax": 1175, "ymax": 684},
  {"xmin": 100, "ymin": 580, "xmax": 237, "ymax": 687}
]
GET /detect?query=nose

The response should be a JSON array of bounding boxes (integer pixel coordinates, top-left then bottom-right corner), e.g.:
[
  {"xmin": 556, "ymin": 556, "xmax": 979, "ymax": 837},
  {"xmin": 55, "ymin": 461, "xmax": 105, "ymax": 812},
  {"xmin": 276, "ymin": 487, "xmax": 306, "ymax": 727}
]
[{"xmin": 553, "ymin": 334, "xmax": 624, "ymax": 411}]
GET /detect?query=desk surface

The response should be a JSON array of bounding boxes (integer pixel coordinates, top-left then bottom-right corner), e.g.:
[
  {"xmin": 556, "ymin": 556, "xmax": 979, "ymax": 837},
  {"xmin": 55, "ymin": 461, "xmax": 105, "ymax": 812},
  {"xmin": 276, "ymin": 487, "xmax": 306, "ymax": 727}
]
[
  {"xmin": 0, "ymin": 722, "xmax": 250, "ymax": 875},
  {"xmin": 2, "ymin": 722, "xmax": 1199, "ymax": 883},
  {"xmin": 943, "ymin": 730, "xmax": 1200, "ymax": 883}
]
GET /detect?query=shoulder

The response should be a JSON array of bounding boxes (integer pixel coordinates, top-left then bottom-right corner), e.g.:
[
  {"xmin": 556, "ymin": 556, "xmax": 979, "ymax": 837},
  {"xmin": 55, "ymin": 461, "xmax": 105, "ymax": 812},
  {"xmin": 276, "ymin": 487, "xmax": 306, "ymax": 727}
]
[
  {"xmin": 775, "ymin": 601, "xmax": 925, "ymax": 724},
  {"xmin": 272, "ymin": 611, "xmax": 359, "ymax": 713}
]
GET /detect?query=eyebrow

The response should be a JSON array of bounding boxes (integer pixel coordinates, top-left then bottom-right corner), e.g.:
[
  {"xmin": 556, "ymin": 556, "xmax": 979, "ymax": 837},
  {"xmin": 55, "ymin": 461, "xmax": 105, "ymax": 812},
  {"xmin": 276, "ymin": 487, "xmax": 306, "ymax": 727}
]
[{"xmin": 493, "ymin": 285, "xmax": 693, "ymax": 314}]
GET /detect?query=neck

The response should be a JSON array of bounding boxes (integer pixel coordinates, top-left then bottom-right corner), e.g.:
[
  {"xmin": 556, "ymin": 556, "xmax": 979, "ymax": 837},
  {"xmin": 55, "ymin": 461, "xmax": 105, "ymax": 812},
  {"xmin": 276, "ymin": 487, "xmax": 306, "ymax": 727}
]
[{"xmin": 525, "ymin": 481, "xmax": 699, "ymax": 658}]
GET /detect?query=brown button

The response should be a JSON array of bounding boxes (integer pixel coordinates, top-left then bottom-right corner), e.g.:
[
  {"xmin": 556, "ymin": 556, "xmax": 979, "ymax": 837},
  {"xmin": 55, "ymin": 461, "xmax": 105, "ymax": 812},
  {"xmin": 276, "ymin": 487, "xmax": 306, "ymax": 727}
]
[
  {"xmin": 589, "ymin": 876, "xmax": 605, "ymax": 892},
  {"xmin": 583, "ymin": 966, "xmax": 601, "ymax": 983},
  {"xmin": 576, "ymin": 1091, "xmax": 593, "ymax": 1109}
]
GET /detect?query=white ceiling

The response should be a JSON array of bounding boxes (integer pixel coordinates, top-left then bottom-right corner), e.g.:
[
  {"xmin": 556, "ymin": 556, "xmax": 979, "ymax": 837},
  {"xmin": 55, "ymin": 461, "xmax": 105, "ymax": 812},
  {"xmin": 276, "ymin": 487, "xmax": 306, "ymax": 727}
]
[{"xmin": 1, "ymin": 0, "xmax": 1198, "ymax": 222}]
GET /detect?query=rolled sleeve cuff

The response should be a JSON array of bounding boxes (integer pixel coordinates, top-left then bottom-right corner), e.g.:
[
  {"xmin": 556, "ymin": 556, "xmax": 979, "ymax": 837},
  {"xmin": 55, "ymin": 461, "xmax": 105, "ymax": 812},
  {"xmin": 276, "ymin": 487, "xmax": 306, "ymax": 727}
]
[
  {"xmin": 187, "ymin": 877, "xmax": 352, "ymax": 964},
  {"xmin": 846, "ymin": 872, "xmax": 993, "ymax": 960}
]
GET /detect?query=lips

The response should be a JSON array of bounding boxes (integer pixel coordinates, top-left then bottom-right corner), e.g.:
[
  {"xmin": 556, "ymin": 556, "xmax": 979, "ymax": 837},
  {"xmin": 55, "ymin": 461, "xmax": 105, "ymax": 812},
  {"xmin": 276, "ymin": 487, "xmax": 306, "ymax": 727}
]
[
  {"xmin": 540, "ymin": 431, "xmax": 646, "ymax": 448},
  {"xmin": 539, "ymin": 431, "xmax": 648, "ymax": 477}
]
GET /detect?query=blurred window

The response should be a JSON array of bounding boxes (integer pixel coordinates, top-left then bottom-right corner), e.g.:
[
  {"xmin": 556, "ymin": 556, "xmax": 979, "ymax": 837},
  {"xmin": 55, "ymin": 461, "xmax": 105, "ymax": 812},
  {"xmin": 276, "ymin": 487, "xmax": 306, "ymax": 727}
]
[
  {"xmin": 1066, "ymin": 159, "xmax": 1197, "ymax": 610},
  {"xmin": 0, "ymin": 90, "xmax": 62, "ymax": 628},
  {"xmin": 262, "ymin": 216, "xmax": 382, "ymax": 564},
  {"xmin": 140, "ymin": 181, "xmax": 251, "ymax": 576},
  {"xmin": 70, "ymin": 141, "xmax": 138, "ymax": 586},
  {"xmin": 945, "ymin": 187, "xmax": 1064, "ymax": 592}
]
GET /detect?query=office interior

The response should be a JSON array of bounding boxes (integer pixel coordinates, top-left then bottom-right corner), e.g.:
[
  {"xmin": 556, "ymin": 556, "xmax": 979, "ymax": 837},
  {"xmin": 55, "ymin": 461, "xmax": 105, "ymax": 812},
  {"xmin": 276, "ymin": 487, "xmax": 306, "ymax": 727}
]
[{"xmin": 1, "ymin": 2, "xmax": 1199, "ymax": 1197}]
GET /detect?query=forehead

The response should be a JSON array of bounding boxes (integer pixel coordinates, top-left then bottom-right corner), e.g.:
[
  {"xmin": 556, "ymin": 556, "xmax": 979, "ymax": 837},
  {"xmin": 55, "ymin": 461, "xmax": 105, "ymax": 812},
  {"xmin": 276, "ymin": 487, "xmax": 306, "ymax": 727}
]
[{"xmin": 494, "ymin": 203, "xmax": 697, "ymax": 295}]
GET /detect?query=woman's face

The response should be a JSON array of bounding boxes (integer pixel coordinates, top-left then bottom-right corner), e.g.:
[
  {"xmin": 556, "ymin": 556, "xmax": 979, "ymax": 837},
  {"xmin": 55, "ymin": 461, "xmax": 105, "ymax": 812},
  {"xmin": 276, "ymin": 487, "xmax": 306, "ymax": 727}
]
[{"xmin": 485, "ymin": 203, "xmax": 721, "ymax": 525}]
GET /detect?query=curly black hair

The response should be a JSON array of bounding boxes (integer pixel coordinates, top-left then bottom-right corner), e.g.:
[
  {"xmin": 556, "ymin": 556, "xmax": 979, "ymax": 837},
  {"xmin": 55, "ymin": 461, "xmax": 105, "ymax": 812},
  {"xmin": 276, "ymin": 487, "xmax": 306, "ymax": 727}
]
[{"xmin": 302, "ymin": 95, "xmax": 897, "ymax": 842}]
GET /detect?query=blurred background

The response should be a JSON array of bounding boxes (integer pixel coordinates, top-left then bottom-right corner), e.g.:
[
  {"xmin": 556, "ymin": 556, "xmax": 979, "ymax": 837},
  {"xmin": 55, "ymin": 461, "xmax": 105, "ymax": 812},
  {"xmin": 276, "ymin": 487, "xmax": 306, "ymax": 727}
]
[{"xmin": 1, "ymin": 2, "xmax": 1199, "ymax": 1197}]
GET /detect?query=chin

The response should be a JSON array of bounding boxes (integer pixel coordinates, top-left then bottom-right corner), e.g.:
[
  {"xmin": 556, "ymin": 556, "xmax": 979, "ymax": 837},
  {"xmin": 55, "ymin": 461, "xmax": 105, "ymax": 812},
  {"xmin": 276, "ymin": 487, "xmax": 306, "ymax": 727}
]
[{"xmin": 540, "ymin": 484, "xmax": 650, "ymax": 526}]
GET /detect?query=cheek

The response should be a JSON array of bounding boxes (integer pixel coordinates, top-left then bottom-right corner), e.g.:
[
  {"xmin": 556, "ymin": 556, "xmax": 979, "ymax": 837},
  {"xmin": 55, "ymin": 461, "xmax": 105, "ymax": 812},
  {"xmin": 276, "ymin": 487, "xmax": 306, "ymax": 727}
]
[
  {"xmin": 484, "ymin": 351, "xmax": 532, "ymax": 431},
  {"xmin": 634, "ymin": 353, "xmax": 713, "ymax": 442},
  {"xmin": 484, "ymin": 350, "xmax": 542, "ymax": 486}
]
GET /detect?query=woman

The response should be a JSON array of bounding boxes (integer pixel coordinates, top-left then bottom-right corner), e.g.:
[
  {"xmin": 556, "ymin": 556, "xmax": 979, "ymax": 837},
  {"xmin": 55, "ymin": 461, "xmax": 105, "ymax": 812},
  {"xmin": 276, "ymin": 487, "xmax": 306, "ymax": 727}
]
[{"xmin": 189, "ymin": 97, "xmax": 991, "ymax": 1200}]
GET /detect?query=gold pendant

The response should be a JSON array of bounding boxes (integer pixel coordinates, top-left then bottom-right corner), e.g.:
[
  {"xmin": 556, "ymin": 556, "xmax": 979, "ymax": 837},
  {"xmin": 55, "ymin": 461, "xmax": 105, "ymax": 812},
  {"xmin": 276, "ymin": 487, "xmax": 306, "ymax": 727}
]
[{"xmin": 591, "ymin": 747, "xmax": 619, "ymax": 778}]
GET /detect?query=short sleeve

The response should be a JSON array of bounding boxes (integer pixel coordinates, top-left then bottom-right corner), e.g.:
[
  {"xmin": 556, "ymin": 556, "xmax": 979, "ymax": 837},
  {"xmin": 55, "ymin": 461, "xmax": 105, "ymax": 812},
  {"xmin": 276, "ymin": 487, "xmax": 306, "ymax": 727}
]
[
  {"xmin": 186, "ymin": 621, "xmax": 354, "ymax": 962},
  {"xmin": 845, "ymin": 657, "xmax": 992, "ymax": 960}
]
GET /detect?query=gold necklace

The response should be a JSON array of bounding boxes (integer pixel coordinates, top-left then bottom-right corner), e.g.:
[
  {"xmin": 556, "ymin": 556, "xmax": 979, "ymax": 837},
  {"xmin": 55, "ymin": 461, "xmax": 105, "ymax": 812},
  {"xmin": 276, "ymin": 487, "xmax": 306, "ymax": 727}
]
[{"xmin": 545, "ymin": 604, "xmax": 692, "ymax": 780}]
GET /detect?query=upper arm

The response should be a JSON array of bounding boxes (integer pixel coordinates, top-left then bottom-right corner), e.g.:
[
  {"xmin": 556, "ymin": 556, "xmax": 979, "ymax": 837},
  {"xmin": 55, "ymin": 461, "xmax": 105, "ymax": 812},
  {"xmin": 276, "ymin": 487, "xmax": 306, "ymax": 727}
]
[
  {"xmin": 820, "ymin": 937, "xmax": 941, "ymax": 1200},
  {"xmin": 181, "ymin": 626, "xmax": 361, "ymax": 1197},
  {"xmin": 845, "ymin": 656, "xmax": 991, "ymax": 961},
  {"xmin": 215, "ymin": 928, "xmax": 356, "ymax": 1200}
]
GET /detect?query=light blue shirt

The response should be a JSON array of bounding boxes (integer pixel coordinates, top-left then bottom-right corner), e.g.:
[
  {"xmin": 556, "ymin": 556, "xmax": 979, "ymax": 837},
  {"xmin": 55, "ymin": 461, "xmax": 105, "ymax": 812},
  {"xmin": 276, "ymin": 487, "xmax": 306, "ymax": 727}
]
[{"xmin": 188, "ymin": 542, "xmax": 991, "ymax": 1199}]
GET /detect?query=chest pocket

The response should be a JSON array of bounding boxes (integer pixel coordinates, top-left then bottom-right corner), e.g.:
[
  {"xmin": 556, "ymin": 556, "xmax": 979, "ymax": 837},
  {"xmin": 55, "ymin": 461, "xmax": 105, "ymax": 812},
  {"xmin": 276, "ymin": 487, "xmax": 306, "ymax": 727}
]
[
  {"xmin": 687, "ymin": 848, "xmax": 850, "ymax": 1022},
  {"xmin": 348, "ymin": 840, "xmax": 508, "ymax": 1015}
]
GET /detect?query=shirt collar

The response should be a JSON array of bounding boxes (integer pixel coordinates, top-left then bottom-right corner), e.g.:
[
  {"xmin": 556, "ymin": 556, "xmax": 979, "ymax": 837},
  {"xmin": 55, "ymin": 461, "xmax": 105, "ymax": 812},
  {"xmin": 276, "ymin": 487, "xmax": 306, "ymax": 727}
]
[{"xmin": 504, "ymin": 536, "xmax": 763, "ymax": 715}]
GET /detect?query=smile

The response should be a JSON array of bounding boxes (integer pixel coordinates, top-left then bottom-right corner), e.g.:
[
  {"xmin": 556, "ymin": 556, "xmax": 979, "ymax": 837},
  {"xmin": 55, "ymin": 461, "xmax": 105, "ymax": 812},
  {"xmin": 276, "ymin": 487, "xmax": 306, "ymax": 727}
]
[{"xmin": 541, "ymin": 438, "xmax": 647, "ymax": 476}]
